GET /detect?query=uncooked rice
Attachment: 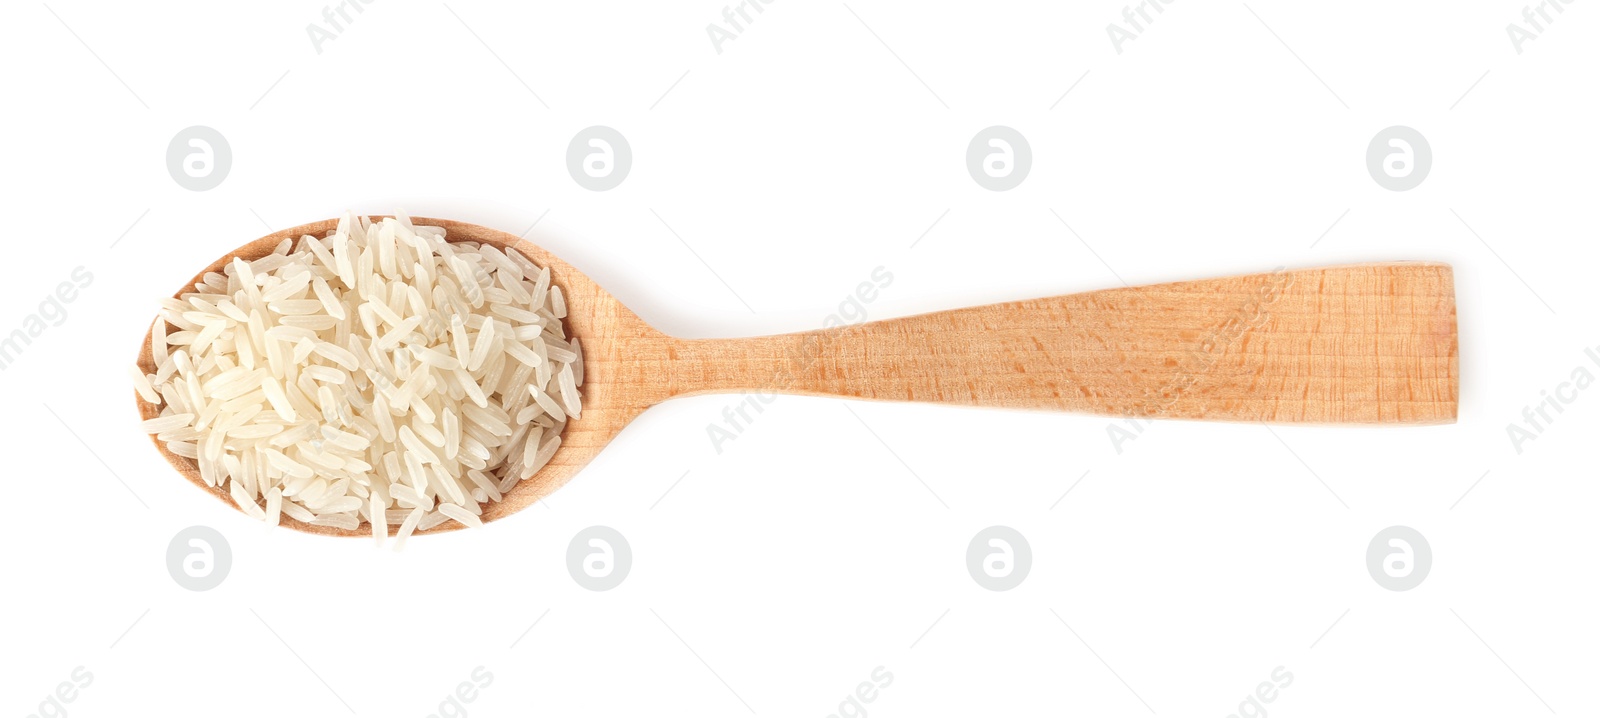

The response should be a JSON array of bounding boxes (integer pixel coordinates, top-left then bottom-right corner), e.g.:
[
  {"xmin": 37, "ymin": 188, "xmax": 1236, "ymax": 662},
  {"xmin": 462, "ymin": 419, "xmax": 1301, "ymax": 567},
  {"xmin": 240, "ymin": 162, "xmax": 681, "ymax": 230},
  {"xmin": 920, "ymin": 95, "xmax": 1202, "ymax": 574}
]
[{"xmin": 134, "ymin": 213, "xmax": 582, "ymax": 546}]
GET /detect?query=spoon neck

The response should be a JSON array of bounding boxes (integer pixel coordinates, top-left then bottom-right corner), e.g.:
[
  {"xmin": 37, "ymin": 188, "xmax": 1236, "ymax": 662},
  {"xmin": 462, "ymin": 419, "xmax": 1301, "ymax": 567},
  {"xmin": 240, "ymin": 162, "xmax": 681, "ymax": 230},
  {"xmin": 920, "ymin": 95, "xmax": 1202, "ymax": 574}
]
[{"xmin": 661, "ymin": 335, "xmax": 811, "ymax": 399}]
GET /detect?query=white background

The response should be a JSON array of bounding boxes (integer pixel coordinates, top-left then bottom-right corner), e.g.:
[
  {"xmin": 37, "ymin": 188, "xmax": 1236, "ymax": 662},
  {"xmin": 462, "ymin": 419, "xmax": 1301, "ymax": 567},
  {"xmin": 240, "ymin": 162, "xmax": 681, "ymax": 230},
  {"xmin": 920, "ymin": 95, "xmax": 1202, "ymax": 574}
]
[{"xmin": 1, "ymin": 1, "xmax": 1596, "ymax": 716}]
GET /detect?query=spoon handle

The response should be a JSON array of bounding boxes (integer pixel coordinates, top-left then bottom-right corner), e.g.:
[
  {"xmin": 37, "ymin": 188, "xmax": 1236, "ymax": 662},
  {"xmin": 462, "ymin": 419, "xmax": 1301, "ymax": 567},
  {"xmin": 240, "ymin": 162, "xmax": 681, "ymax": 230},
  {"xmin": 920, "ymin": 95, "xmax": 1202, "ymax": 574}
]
[{"xmin": 668, "ymin": 263, "xmax": 1457, "ymax": 424}]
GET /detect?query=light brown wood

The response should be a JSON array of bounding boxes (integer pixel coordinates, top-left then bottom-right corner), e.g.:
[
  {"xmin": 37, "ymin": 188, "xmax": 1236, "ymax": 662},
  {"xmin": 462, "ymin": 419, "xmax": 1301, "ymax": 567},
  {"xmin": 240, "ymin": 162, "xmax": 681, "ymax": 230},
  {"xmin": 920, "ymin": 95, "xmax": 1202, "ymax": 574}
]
[{"xmin": 137, "ymin": 218, "xmax": 1458, "ymax": 536}]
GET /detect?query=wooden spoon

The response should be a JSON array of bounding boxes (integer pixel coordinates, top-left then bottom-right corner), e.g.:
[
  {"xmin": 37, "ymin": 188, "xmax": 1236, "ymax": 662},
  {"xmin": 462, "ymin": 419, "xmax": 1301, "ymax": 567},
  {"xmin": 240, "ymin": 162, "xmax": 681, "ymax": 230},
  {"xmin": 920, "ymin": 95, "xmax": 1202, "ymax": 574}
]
[{"xmin": 136, "ymin": 217, "xmax": 1458, "ymax": 536}]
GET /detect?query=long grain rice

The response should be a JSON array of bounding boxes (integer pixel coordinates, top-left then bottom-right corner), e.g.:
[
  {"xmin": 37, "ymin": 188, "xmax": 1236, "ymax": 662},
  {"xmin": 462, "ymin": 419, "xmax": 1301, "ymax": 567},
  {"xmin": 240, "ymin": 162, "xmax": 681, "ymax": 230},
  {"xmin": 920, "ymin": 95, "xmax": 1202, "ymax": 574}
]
[{"xmin": 135, "ymin": 214, "xmax": 581, "ymax": 544}]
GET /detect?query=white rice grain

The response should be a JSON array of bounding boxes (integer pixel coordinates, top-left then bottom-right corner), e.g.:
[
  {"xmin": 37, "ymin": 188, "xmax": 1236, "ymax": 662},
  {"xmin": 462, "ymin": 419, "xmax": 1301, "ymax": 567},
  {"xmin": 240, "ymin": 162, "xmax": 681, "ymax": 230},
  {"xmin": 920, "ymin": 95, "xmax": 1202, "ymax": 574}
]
[
  {"xmin": 393, "ymin": 507, "xmax": 425, "ymax": 551},
  {"xmin": 130, "ymin": 366, "xmax": 162, "ymax": 404},
  {"xmin": 141, "ymin": 414, "xmax": 195, "ymax": 433},
  {"xmin": 437, "ymin": 502, "xmax": 482, "ymax": 528}
]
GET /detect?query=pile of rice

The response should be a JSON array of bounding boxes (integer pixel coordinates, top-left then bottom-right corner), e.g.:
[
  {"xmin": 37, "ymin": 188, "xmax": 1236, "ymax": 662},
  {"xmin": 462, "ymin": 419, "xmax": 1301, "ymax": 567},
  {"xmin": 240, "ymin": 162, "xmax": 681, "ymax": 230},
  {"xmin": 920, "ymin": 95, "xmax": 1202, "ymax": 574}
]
[{"xmin": 131, "ymin": 213, "xmax": 582, "ymax": 547}]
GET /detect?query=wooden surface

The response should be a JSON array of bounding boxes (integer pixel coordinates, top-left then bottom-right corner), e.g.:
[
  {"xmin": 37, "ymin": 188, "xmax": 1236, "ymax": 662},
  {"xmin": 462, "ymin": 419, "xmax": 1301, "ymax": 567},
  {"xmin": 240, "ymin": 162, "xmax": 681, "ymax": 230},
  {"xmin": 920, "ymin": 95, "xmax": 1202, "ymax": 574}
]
[
  {"xmin": 137, "ymin": 218, "xmax": 1458, "ymax": 536},
  {"xmin": 671, "ymin": 262, "xmax": 1458, "ymax": 424}
]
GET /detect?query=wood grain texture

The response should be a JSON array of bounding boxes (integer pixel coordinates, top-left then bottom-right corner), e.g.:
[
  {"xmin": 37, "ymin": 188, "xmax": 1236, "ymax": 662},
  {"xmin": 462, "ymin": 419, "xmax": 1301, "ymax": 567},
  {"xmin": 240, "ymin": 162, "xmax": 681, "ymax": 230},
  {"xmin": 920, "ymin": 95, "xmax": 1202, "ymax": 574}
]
[
  {"xmin": 136, "ymin": 218, "xmax": 1457, "ymax": 536},
  {"xmin": 669, "ymin": 262, "xmax": 1458, "ymax": 424}
]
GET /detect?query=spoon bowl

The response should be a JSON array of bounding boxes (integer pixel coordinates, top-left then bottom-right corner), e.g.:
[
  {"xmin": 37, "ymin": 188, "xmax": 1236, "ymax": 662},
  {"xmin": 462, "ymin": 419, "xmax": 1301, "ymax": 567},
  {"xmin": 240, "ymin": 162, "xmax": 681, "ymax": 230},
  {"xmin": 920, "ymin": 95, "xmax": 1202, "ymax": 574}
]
[
  {"xmin": 136, "ymin": 217, "xmax": 660, "ymax": 536},
  {"xmin": 137, "ymin": 217, "xmax": 1459, "ymax": 536}
]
